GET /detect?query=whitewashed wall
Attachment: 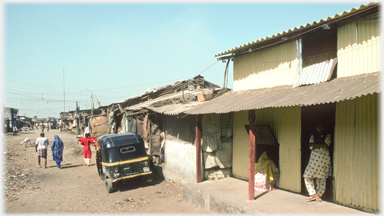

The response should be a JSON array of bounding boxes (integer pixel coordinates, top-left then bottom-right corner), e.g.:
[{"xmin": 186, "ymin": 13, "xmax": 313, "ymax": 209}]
[{"xmin": 162, "ymin": 139, "xmax": 202, "ymax": 185}]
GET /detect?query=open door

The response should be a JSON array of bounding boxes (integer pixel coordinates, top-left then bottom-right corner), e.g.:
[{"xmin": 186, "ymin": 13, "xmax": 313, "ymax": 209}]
[{"xmin": 301, "ymin": 103, "xmax": 335, "ymax": 202}]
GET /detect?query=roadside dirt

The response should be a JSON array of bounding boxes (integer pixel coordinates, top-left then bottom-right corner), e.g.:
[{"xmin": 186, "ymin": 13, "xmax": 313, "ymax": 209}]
[{"xmin": 2, "ymin": 129, "xmax": 213, "ymax": 214}]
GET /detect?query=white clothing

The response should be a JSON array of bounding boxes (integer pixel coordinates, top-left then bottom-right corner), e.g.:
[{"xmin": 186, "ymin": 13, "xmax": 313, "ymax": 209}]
[
  {"xmin": 84, "ymin": 158, "xmax": 90, "ymax": 165},
  {"xmin": 304, "ymin": 177, "xmax": 327, "ymax": 197},
  {"xmin": 35, "ymin": 137, "xmax": 49, "ymax": 149}
]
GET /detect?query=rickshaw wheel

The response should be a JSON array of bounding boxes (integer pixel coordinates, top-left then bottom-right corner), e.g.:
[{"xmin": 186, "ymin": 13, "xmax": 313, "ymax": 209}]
[{"xmin": 105, "ymin": 178, "xmax": 114, "ymax": 193}]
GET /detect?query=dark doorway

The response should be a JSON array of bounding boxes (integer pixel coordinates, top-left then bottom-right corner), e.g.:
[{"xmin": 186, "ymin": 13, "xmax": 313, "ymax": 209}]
[{"xmin": 301, "ymin": 103, "xmax": 335, "ymax": 202}]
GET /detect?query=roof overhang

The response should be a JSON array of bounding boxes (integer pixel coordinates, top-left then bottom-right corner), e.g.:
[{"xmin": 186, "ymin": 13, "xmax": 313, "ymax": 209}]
[{"xmin": 185, "ymin": 72, "xmax": 380, "ymax": 115}]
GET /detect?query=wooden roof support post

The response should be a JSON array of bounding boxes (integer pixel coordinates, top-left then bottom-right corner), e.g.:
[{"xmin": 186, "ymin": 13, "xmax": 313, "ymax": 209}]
[
  {"xmin": 248, "ymin": 110, "xmax": 256, "ymax": 200},
  {"xmin": 195, "ymin": 115, "xmax": 202, "ymax": 183}
]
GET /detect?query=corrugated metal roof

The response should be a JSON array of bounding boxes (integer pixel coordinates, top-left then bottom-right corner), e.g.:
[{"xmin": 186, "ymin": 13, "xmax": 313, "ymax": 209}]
[
  {"xmin": 214, "ymin": 2, "xmax": 379, "ymax": 57},
  {"xmin": 186, "ymin": 72, "xmax": 380, "ymax": 115},
  {"xmin": 124, "ymin": 88, "xmax": 214, "ymax": 115},
  {"xmin": 100, "ymin": 75, "xmax": 220, "ymax": 108},
  {"xmin": 146, "ymin": 101, "xmax": 204, "ymax": 116},
  {"xmin": 293, "ymin": 58, "xmax": 338, "ymax": 87}
]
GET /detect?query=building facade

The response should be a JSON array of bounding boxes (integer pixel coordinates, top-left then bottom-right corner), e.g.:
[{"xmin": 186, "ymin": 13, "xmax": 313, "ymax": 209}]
[{"xmin": 187, "ymin": 3, "xmax": 380, "ymax": 212}]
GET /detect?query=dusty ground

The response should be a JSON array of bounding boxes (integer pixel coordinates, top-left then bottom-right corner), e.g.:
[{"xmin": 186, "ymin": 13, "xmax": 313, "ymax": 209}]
[{"xmin": 2, "ymin": 129, "xmax": 213, "ymax": 214}]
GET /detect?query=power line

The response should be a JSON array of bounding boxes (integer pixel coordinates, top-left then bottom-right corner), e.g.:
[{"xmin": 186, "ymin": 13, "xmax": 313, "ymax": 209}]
[{"xmin": 198, "ymin": 61, "xmax": 218, "ymax": 75}]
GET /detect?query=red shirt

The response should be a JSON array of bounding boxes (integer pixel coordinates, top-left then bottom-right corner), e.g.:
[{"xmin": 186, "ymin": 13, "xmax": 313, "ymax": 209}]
[{"xmin": 78, "ymin": 137, "xmax": 96, "ymax": 158}]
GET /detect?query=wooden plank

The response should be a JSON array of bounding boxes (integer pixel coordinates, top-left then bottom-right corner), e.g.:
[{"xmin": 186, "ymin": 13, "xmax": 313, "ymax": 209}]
[
  {"xmin": 196, "ymin": 115, "xmax": 202, "ymax": 183},
  {"xmin": 248, "ymin": 110, "xmax": 256, "ymax": 200}
]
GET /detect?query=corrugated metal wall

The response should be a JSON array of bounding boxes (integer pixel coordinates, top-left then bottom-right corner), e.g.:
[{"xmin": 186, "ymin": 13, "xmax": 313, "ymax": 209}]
[
  {"xmin": 233, "ymin": 41, "xmax": 299, "ymax": 91},
  {"xmin": 232, "ymin": 106, "xmax": 302, "ymax": 193},
  {"xmin": 254, "ymin": 106, "xmax": 302, "ymax": 192},
  {"xmin": 337, "ymin": 19, "xmax": 381, "ymax": 77},
  {"xmin": 232, "ymin": 111, "xmax": 249, "ymax": 180},
  {"xmin": 334, "ymin": 93, "xmax": 379, "ymax": 212}
]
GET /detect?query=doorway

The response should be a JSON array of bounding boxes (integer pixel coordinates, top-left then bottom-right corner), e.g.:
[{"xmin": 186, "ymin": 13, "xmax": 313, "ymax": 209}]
[{"xmin": 301, "ymin": 103, "xmax": 335, "ymax": 201}]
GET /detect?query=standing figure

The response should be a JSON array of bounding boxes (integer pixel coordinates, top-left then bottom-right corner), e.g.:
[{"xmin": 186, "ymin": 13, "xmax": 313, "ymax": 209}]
[
  {"xmin": 41, "ymin": 124, "xmax": 45, "ymax": 133},
  {"xmin": 160, "ymin": 132, "xmax": 165, "ymax": 163},
  {"xmin": 78, "ymin": 133, "xmax": 95, "ymax": 166},
  {"xmin": 303, "ymin": 124, "xmax": 331, "ymax": 202},
  {"xmin": 51, "ymin": 135, "xmax": 64, "ymax": 169},
  {"xmin": 12, "ymin": 126, "xmax": 17, "ymax": 135},
  {"xmin": 35, "ymin": 132, "xmax": 49, "ymax": 168}
]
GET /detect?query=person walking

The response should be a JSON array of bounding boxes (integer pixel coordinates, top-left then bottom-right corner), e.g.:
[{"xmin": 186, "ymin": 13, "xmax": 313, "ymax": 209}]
[
  {"xmin": 303, "ymin": 124, "xmax": 331, "ymax": 202},
  {"xmin": 51, "ymin": 135, "xmax": 64, "ymax": 169},
  {"xmin": 35, "ymin": 132, "xmax": 49, "ymax": 168},
  {"xmin": 78, "ymin": 133, "xmax": 95, "ymax": 166}
]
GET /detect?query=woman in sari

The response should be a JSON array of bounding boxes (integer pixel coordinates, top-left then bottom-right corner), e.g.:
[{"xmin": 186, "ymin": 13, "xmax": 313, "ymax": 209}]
[{"xmin": 51, "ymin": 135, "xmax": 64, "ymax": 169}]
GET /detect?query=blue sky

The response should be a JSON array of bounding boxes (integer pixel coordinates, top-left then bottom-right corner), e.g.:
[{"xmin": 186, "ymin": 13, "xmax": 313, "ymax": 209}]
[{"xmin": 3, "ymin": 1, "xmax": 367, "ymax": 118}]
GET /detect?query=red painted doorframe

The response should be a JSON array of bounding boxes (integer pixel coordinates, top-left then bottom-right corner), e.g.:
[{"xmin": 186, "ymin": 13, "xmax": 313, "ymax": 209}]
[{"xmin": 248, "ymin": 110, "xmax": 256, "ymax": 200}]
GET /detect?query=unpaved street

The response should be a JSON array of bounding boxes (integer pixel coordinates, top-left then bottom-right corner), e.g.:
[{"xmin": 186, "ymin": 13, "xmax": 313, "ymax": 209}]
[{"xmin": 3, "ymin": 129, "xmax": 212, "ymax": 214}]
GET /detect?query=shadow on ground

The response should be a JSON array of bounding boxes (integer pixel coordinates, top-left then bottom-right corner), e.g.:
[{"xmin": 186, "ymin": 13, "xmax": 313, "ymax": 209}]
[{"xmin": 110, "ymin": 165, "xmax": 165, "ymax": 193}]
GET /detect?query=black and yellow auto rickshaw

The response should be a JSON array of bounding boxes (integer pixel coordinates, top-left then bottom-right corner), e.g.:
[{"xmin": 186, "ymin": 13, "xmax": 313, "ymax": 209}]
[{"xmin": 95, "ymin": 133, "xmax": 154, "ymax": 193}]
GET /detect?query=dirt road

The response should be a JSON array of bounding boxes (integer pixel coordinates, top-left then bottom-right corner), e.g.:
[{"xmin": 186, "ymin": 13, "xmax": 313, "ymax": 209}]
[{"xmin": 3, "ymin": 129, "xmax": 212, "ymax": 214}]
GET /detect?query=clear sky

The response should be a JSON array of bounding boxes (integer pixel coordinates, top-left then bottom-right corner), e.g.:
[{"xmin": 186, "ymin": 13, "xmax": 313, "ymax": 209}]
[{"xmin": 3, "ymin": 1, "xmax": 368, "ymax": 119}]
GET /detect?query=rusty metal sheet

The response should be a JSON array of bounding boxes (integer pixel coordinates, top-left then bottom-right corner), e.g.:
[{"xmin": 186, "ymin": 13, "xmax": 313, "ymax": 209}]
[
  {"xmin": 136, "ymin": 114, "xmax": 149, "ymax": 141},
  {"xmin": 89, "ymin": 115, "xmax": 109, "ymax": 133},
  {"xmin": 186, "ymin": 72, "xmax": 380, "ymax": 114}
]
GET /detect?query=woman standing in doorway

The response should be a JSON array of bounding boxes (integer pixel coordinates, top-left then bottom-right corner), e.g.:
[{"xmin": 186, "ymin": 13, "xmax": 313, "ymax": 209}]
[{"xmin": 303, "ymin": 124, "xmax": 331, "ymax": 203}]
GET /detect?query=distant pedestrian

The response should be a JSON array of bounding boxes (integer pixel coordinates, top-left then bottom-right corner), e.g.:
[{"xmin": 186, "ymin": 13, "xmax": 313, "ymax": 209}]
[
  {"xmin": 160, "ymin": 132, "xmax": 165, "ymax": 163},
  {"xmin": 41, "ymin": 124, "xmax": 45, "ymax": 133},
  {"xmin": 47, "ymin": 124, "xmax": 49, "ymax": 132},
  {"xmin": 303, "ymin": 124, "xmax": 331, "ymax": 202},
  {"xmin": 51, "ymin": 135, "xmax": 64, "ymax": 169},
  {"xmin": 35, "ymin": 132, "xmax": 49, "ymax": 168},
  {"xmin": 12, "ymin": 126, "xmax": 17, "ymax": 135}
]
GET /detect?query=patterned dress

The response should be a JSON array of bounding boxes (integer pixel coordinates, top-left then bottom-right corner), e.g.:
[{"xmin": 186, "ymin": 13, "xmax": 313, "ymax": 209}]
[{"xmin": 303, "ymin": 133, "xmax": 331, "ymax": 179}]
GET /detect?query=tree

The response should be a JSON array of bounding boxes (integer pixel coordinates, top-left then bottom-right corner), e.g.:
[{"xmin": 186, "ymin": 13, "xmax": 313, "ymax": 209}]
[{"xmin": 34, "ymin": 116, "xmax": 37, "ymax": 119}]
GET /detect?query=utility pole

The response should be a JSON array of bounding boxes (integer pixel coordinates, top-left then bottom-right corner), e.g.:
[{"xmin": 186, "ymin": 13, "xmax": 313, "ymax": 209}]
[
  {"xmin": 63, "ymin": 67, "xmax": 65, "ymax": 113},
  {"xmin": 76, "ymin": 101, "xmax": 79, "ymax": 135}
]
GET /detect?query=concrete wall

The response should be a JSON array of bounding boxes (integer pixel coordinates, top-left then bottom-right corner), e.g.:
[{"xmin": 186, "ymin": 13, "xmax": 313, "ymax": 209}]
[{"xmin": 163, "ymin": 139, "xmax": 202, "ymax": 185}]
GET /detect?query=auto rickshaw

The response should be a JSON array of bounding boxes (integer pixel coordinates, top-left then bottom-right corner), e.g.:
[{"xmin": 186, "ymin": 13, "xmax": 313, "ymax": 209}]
[{"xmin": 95, "ymin": 133, "xmax": 154, "ymax": 193}]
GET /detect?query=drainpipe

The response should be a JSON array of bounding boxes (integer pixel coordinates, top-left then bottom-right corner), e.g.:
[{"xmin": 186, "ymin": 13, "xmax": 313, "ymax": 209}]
[
  {"xmin": 195, "ymin": 115, "xmax": 202, "ymax": 183},
  {"xmin": 248, "ymin": 110, "xmax": 256, "ymax": 200}
]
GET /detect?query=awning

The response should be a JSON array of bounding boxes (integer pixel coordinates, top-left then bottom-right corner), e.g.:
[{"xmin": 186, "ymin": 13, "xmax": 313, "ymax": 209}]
[
  {"xmin": 293, "ymin": 58, "xmax": 338, "ymax": 87},
  {"xmin": 186, "ymin": 72, "xmax": 380, "ymax": 115}
]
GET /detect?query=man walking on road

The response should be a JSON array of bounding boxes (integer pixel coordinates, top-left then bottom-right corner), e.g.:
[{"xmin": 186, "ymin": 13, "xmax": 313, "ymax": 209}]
[{"xmin": 35, "ymin": 132, "xmax": 49, "ymax": 168}]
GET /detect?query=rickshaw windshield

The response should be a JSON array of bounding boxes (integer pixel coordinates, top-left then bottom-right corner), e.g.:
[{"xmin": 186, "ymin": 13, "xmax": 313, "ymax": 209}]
[{"xmin": 98, "ymin": 133, "xmax": 143, "ymax": 149}]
